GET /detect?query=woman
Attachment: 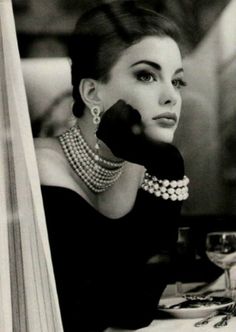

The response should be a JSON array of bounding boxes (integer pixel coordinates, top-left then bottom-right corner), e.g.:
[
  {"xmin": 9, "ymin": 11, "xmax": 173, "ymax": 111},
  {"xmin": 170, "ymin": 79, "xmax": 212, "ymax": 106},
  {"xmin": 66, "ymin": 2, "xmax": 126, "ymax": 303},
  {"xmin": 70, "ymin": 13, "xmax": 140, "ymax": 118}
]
[{"xmin": 34, "ymin": 1, "xmax": 189, "ymax": 331}]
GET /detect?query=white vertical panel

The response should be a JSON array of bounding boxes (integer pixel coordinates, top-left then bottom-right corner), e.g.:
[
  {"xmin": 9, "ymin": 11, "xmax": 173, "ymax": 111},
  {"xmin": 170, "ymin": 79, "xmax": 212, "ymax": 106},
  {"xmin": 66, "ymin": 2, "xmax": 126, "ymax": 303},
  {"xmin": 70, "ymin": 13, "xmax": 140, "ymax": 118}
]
[{"xmin": 0, "ymin": 0, "xmax": 63, "ymax": 330}]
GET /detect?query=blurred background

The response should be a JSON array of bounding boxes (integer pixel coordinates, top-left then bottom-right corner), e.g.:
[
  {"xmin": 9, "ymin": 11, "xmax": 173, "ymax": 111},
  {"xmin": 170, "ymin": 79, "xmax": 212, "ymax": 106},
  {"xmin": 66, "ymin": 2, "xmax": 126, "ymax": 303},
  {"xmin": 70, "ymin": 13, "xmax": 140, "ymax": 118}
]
[
  {"xmin": 13, "ymin": 0, "xmax": 230, "ymax": 58},
  {"xmin": 12, "ymin": 0, "xmax": 236, "ymax": 220}
]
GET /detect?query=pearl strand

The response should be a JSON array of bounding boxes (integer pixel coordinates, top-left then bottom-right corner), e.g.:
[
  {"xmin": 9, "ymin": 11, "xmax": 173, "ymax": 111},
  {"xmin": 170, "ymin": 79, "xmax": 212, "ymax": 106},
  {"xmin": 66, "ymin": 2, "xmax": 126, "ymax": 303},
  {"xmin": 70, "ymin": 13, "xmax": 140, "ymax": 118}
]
[
  {"xmin": 59, "ymin": 126, "xmax": 125, "ymax": 193},
  {"xmin": 141, "ymin": 171, "xmax": 189, "ymax": 201},
  {"xmin": 71, "ymin": 126, "xmax": 124, "ymax": 168}
]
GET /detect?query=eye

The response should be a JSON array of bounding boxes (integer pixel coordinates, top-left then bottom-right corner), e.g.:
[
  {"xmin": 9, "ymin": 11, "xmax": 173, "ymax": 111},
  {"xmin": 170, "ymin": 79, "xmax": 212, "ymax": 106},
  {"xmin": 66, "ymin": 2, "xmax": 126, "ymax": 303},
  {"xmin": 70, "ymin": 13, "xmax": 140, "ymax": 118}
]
[
  {"xmin": 172, "ymin": 78, "xmax": 187, "ymax": 89},
  {"xmin": 136, "ymin": 70, "xmax": 156, "ymax": 83}
]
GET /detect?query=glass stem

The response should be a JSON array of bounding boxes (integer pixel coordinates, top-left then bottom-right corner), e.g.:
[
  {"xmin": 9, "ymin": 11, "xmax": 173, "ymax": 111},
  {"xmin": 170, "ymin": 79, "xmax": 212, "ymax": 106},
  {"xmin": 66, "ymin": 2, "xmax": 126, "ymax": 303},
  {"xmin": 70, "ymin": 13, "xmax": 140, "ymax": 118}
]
[{"xmin": 225, "ymin": 268, "xmax": 231, "ymax": 296}]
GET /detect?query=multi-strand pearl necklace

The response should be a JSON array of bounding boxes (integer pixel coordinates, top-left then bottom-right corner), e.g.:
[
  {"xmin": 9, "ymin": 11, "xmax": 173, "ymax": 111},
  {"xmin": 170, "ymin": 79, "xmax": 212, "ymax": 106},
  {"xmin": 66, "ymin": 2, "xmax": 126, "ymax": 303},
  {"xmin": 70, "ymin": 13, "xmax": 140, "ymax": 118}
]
[
  {"xmin": 141, "ymin": 171, "xmax": 189, "ymax": 201},
  {"xmin": 59, "ymin": 125, "xmax": 125, "ymax": 193}
]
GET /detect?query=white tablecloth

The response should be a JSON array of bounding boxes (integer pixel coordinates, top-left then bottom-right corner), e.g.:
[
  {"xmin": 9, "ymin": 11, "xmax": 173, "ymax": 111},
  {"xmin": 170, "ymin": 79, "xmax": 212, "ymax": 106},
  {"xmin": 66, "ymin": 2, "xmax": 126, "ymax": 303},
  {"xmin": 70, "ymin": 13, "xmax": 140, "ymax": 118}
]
[
  {"xmin": 105, "ymin": 315, "xmax": 236, "ymax": 332},
  {"xmin": 137, "ymin": 316, "xmax": 236, "ymax": 332},
  {"xmin": 105, "ymin": 268, "xmax": 236, "ymax": 332}
]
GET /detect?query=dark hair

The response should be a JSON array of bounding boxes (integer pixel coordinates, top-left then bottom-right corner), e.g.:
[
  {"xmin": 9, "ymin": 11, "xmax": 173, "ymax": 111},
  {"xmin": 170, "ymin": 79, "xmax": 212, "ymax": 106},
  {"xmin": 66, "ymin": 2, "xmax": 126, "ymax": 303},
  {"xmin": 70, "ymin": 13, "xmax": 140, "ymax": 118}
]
[{"xmin": 68, "ymin": 0, "xmax": 181, "ymax": 117}]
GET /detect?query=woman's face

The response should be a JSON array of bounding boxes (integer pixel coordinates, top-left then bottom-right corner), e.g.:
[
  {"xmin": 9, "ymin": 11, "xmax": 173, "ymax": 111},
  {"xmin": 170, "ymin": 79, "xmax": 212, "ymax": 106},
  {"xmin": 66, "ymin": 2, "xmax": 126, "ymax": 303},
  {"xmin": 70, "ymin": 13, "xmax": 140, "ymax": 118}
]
[{"xmin": 98, "ymin": 36, "xmax": 185, "ymax": 143}]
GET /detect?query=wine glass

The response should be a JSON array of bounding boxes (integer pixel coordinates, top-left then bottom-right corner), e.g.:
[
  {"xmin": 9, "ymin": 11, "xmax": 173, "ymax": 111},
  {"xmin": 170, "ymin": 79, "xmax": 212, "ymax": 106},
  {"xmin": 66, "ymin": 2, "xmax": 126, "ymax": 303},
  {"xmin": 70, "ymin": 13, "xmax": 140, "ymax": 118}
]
[{"xmin": 206, "ymin": 232, "xmax": 236, "ymax": 297}]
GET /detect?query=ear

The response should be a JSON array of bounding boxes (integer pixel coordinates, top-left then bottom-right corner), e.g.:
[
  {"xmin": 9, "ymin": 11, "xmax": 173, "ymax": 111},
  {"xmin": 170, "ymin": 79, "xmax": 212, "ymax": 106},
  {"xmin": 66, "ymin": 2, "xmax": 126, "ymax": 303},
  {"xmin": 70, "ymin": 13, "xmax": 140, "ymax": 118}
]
[{"xmin": 79, "ymin": 78, "xmax": 101, "ymax": 109}]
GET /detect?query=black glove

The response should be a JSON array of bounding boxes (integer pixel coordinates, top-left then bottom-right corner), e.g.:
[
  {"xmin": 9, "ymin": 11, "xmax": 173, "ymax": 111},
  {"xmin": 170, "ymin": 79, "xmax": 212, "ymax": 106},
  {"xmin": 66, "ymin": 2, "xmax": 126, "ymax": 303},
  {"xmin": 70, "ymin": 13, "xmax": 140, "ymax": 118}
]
[{"xmin": 96, "ymin": 100, "xmax": 184, "ymax": 180}]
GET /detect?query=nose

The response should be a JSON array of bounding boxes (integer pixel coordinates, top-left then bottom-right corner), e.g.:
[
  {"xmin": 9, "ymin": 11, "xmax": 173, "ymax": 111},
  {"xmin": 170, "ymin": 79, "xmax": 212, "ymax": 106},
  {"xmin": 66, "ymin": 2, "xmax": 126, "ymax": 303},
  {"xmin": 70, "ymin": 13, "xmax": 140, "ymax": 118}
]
[{"xmin": 159, "ymin": 85, "xmax": 178, "ymax": 107}]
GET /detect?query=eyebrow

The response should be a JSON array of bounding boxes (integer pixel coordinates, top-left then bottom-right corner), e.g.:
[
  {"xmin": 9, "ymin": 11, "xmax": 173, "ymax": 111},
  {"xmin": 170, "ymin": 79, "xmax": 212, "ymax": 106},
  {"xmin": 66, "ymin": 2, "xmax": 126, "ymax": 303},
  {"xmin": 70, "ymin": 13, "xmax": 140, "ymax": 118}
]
[{"xmin": 130, "ymin": 60, "xmax": 184, "ymax": 75}]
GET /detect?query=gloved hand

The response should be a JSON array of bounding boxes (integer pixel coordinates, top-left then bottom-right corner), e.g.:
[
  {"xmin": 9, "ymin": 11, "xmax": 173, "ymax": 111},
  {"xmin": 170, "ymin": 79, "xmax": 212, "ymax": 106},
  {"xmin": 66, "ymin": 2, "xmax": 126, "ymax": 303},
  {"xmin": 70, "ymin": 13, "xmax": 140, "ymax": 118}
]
[{"xmin": 96, "ymin": 100, "xmax": 184, "ymax": 180}]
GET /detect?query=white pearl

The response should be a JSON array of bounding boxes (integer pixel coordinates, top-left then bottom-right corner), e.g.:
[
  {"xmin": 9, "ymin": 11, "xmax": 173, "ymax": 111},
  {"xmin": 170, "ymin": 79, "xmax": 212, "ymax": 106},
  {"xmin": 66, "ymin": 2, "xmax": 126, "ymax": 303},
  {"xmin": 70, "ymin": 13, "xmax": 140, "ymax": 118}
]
[
  {"xmin": 163, "ymin": 180, "xmax": 170, "ymax": 187},
  {"xmin": 178, "ymin": 194, "xmax": 183, "ymax": 201},
  {"xmin": 171, "ymin": 194, "xmax": 177, "ymax": 201},
  {"xmin": 170, "ymin": 180, "xmax": 177, "ymax": 188},
  {"xmin": 168, "ymin": 188, "xmax": 175, "ymax": 195},
  {"xmin": 184, "ymin": 177, "xmax": 190, "ymax": 185},
  {"xmin": 177, "ymin": 180, "xmax": 183, "ymax": 187},
  {"xmin": 176, "ymin": 188, "xmax": 182, "ymax": 195},
  {"xmin": 154, "ymin": 183, "xmax": 159, "ymax": 190},
  {"xmin": 162, "ymin": 193, "xmax": 169, "ymax": 200}
]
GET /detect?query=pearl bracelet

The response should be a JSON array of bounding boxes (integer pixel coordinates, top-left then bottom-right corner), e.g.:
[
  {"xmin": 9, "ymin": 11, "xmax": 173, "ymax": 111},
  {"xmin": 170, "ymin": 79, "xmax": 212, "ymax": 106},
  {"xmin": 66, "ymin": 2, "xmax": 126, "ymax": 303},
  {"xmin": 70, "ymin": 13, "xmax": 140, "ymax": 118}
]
[{"xmin": 141, "ymin": 171, "xmax": 189, "ymax": 201}]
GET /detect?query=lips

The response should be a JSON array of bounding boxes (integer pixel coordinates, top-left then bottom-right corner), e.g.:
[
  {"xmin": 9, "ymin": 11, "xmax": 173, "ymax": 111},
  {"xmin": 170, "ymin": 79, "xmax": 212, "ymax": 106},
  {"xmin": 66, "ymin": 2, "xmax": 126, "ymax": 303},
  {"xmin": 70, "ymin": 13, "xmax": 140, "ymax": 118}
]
[{"xmin": 152, "ymin": 112, "xmax": 177, "ymax": 127}]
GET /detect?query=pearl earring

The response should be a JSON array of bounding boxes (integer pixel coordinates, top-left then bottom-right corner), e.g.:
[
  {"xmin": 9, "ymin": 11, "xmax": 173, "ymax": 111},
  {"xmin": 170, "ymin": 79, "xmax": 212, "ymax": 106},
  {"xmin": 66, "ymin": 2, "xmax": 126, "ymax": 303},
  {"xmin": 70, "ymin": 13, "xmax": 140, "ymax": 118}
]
[
  {"xmin": 91, "ymin": 106, "xmax": 101, "ymax": 125},
  {"xmin": 91, "ymin": 106, "xmax": 101, "ymax": 156}
]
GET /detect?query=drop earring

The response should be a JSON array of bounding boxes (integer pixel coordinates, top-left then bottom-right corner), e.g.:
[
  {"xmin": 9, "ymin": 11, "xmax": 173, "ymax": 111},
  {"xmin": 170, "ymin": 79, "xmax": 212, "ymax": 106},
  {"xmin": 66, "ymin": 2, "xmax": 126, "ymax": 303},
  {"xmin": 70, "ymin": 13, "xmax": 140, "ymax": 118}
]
[{"xmin": 91, "ymin": 105, "xmax": 101, "ymax": 159}]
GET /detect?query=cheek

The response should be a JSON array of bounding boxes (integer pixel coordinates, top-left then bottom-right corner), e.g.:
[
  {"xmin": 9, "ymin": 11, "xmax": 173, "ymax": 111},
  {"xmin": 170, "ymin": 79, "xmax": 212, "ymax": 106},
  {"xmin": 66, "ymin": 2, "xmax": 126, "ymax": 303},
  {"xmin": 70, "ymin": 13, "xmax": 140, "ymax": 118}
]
[
  {"xmin": 176, "ymin": 97, "xmax": 182, "ymax": 118},
  {"xmin": 101, "ymin": 84, "xmax": 140, "ymax": 111},
  {"xmin": 116, "ymin": 87, "xmax": 154, "ymax": 116}
]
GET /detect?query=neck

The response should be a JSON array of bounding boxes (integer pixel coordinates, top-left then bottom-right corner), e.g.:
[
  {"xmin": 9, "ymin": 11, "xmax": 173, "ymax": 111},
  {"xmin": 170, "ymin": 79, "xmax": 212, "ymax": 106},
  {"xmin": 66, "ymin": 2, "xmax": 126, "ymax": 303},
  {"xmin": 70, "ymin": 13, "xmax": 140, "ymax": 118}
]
[
  {"xmin": 59, "ymin": 124, "xmax": 126, "ymax": 193},
  {"xmin": 76, "ymin": 113, "xmax": 122, "ymax": 163},
  {"xmin": 59, "ymin": 115, "xmax": 145, "ymax": 217}
]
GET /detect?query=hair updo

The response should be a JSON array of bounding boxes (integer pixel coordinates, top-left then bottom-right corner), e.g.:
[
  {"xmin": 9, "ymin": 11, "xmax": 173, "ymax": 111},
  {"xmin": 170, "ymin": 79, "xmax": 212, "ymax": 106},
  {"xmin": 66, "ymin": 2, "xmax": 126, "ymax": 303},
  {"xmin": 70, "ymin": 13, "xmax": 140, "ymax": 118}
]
[{"xmin": 68, "ymin": 0, "xmax": 181, "ymax": 118}]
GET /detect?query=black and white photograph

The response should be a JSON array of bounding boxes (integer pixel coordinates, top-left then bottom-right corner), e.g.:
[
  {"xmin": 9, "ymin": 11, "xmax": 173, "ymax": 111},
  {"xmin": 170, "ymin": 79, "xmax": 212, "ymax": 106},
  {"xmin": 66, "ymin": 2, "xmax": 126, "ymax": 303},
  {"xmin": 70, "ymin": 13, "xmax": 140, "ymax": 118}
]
[{"xmin": 1, "ymin": 0, "xmax": 236, "ymax": 331}]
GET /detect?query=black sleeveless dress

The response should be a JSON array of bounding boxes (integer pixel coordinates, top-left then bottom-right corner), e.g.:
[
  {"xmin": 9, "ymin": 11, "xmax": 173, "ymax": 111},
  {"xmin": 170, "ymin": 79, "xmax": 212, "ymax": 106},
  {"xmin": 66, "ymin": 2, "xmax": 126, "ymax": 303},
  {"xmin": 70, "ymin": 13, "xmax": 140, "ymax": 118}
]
[{"xmin": 41, "ymin": 185, "xmax": 181, "ymax": 331}]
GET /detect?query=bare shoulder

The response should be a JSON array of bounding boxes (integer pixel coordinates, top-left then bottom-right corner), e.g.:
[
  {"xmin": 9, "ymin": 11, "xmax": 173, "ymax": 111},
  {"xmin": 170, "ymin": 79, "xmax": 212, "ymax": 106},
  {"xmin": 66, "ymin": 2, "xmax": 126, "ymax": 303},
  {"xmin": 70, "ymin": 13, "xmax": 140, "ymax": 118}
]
[
  {"xmin": 34, "ymin": 137, "xmax": 63, "ymax": 165},
  {"xmin": 34, "ymin": 137, "xmax": 72, "ymax": 187},
  {"xmin": 34, "ymin": 137, "xmax": 91, "ymax": 202},
  {"xmin": 34, "ymin": 137, "xmax": 61, "ymax": 153}
]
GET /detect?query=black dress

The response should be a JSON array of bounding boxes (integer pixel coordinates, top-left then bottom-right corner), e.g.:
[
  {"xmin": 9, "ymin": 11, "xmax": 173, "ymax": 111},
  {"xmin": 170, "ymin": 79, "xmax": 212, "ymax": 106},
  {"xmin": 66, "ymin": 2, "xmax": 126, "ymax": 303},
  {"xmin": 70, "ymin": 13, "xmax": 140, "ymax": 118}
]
[{"xmin": 41, "ymin": 185, "xmax": 181, "ymax": 332}]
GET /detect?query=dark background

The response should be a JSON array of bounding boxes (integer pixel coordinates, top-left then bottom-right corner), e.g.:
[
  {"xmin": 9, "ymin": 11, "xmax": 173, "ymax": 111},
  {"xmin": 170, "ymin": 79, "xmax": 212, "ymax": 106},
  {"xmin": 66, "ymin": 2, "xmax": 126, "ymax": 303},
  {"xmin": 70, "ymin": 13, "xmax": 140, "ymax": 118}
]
[{"xmin": 13, "ymin": 0, "xmax": 230, "ymax": 57}]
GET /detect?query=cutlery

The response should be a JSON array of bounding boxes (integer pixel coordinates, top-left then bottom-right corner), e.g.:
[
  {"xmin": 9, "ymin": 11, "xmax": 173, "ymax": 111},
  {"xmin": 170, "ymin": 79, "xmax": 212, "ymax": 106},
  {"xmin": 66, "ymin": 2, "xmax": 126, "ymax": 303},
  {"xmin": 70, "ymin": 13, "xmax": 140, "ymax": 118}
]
[
  {"xmin": 194, "ymin": 310, "xmax": 220, "ymax": 327},
  {"xmin": 194, "ymin": 303, "xmax": 235, "ymax": 328},
  {"xmin": 213, "ymin": 304, "xmax": 236, "ymax": 328}
]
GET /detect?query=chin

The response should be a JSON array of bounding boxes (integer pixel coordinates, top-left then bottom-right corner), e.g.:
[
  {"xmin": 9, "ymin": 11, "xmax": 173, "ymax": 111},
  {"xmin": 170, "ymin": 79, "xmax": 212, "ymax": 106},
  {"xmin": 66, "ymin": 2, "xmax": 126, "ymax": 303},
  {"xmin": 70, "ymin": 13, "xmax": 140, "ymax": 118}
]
[{"xmin": 145, "ymin": 127, "xmax": 175, "ymax": 144}]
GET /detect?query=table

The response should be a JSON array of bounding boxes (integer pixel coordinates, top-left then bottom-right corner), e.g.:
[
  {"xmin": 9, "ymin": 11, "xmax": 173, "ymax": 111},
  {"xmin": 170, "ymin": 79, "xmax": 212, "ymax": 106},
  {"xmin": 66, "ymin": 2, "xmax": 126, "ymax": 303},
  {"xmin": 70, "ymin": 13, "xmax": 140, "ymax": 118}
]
[
  {"xmin": 106, "ymin": 308, "xmax": 236, "ymax": 332},
  {"xmin": 105, "ymin": 269, "xmax": 236, "ymax": 332},
  {"xmin": 136, "ymin": 316, "xmax": 236, "ymax": 331},
  {"xmin": 105, "ymin": 316, "xmax": 236, "ymax": 332}
]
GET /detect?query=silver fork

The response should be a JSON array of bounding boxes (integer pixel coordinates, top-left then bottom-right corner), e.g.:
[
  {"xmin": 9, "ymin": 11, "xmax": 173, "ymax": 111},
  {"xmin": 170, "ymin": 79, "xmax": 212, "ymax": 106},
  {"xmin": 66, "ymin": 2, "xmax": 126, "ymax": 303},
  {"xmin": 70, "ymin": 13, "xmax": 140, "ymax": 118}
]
[
  {"xmin": 194, "ymin": 304, "xmax": 235, "ymax": 328},
  {"xmin": 213, "ymin": 303, "xmax": 236, "ymax": 328},
  {"xmin": 194, "ymin": 310, "xmax": 220, "ymax": 327}
]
